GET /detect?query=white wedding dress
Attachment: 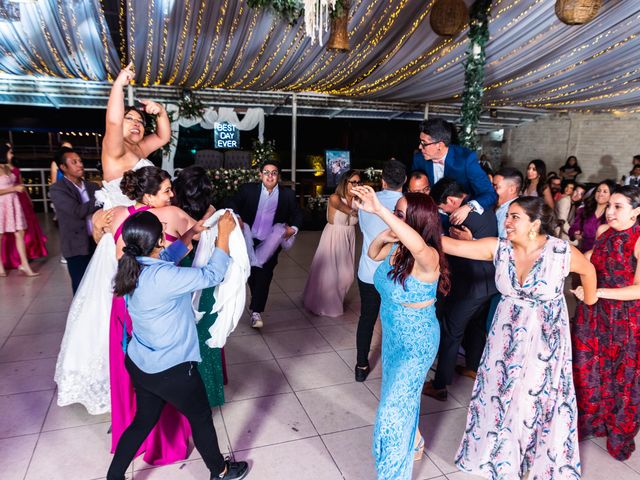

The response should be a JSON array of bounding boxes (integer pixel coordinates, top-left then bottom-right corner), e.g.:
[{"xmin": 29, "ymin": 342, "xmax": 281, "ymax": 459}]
[{"xmin": 54, "ymin": 159, "xmax": 153, "ymax": 415}]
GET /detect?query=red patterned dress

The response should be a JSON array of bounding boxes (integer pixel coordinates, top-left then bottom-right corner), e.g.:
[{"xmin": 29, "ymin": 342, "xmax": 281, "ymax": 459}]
[{"xmin": 572, "ymin": 224, "xmax": 640, "ymax": 460}]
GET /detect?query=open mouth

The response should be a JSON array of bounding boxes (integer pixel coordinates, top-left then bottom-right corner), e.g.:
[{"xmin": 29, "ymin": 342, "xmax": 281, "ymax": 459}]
[{"xmin": 130, "ymin": 128, "xmax": 141, "ymax": 135}]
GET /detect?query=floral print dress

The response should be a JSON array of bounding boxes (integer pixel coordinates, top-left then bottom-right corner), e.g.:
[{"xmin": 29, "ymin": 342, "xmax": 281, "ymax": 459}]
[{"xmin": 455, "ymin": 237, "xmax": 581, "ymax": 479}]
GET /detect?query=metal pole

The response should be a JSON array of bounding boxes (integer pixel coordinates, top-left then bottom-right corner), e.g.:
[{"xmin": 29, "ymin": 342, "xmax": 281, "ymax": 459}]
[
  {"xmin": 41, "ymin": 169, "xmax": 48, "ymax": 214},
  {"xmin": 291, "ymin": 93, "xmax": 297, "ymax": 190},
  {"xmin": 424, "ymin": 103, "xmax": 429, "ymax": 120},
  {"xmin": 8, "ymin": 130, "xmax": 13, "ymax": 146}
]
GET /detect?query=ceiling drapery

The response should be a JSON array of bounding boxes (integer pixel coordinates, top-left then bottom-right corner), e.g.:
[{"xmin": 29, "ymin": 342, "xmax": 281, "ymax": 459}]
[{"xmin": 0, "ymin": 0, "xmax": 639, "ymax": 111}]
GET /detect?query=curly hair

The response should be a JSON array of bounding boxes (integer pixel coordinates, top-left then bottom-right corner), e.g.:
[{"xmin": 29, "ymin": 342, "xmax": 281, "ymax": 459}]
[{"xmin": 120, "ymin": 166, "xmax": 171, "ymax": 202}]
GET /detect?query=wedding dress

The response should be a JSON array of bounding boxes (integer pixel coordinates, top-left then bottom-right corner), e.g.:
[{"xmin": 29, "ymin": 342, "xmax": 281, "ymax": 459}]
[{"xmin": 54, "ymin": 159, "xmax": 153, "ymax": 415}]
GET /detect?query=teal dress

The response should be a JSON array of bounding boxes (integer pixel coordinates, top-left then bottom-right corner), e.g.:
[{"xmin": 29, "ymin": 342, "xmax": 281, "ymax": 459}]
[
  {"xmin": 372, "ymin": 246, "xmax": 440, "ymax": 480},
  {"xmin": 181, "ymin": 254, "xmax": 225, "ymax": 407}
]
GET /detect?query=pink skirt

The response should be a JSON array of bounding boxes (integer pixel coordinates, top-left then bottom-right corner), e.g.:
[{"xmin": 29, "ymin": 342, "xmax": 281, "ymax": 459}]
[{"xmin": 1, "ymin": 191, "xmax": 47, "ymax": 269}]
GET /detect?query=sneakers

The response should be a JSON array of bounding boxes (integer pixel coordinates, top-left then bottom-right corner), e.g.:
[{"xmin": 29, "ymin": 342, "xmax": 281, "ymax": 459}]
[
  {"xmin": 60, "ymin": 257, "xmax": 67, "ymax": 264},
  {"xmin": 250, "ymin": 312, "xmax": 263, "ymax": 329},
  {"xmin": 213, "ymin": 460, "xmax": 249, "ymax": 480}
]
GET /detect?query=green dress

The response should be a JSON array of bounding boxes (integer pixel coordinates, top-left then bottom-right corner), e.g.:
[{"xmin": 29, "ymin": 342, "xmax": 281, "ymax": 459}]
[{"xmin": 181, "ymin": 253, "xmax": 225, "ymax": 407}]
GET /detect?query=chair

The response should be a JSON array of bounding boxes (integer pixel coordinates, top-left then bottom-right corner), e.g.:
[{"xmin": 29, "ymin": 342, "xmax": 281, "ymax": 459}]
[
  {"xmin": 223, "ymin": 150, "xmax": 252, "ymax": 169},
  {"xmin": 194, "ymin": 150, "xmax": 223, "ymax": 169}
]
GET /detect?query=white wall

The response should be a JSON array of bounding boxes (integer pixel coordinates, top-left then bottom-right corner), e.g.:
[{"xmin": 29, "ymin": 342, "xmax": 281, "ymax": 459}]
[{"xmin": 502, "ymin": 113, "xmax": 640, "ymax": 183}]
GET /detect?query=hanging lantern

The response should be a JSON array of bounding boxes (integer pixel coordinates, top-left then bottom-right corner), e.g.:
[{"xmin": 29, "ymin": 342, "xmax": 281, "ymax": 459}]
[
  {"xmin": 327, "ymin": 0, "xmax": 350, "ymax": 51},
  {"xmin": 555, "ymin": 0, "xmax": 602, "ymax": 25},
  {"xmin": 430, "ymin": 0, "xmax": 468, "ymax": 37}
]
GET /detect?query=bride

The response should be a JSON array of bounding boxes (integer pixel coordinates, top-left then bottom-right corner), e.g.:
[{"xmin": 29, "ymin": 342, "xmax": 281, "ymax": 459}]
[{"xmin": 55, "ymin": 63, "xmax": 171, "ymax": 415}]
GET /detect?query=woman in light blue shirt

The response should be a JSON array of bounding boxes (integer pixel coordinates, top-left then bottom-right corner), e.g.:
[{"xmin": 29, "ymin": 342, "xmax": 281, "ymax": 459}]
[{"xmin": 107, "ymin": 210, "xmax": 248, "ymax": 480}]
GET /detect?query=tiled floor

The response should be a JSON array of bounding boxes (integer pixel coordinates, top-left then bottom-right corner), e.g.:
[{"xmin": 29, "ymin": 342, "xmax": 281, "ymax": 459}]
[{"xmin": 2, "ymin": 218, "xmax": 640, "ymax": 479}]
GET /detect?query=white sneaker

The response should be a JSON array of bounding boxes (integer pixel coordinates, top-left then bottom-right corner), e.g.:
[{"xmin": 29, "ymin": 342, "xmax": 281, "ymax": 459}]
[
  {"xmin": 250, "ymin": 312, "xmax": 263, "ymax": 329},
  {"xmin": 60, "ymin": 257, "xmax": 67, "ymax": 264}
]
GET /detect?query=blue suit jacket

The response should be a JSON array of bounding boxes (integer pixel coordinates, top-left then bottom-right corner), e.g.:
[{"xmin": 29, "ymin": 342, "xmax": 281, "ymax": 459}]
[{"xmin": 411, "ymin": 144, "xmax": 497, "ymax": 210}]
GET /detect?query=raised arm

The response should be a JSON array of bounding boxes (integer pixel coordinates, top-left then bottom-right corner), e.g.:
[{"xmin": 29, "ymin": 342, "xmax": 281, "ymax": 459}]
[
  {"xmin": 368, "ymin": 229, "xmax": 397, "ymax": 261},
  {"xmin": 136, "ymin": 99, "xmax": 171, "ymax": 158},
  {"xmin": 440, "ymin": 235, "xmax": 497, "ymax": 261},
  {"xmin": 102, "ymin": 63, "xmax": 133, "ymax": 162}
]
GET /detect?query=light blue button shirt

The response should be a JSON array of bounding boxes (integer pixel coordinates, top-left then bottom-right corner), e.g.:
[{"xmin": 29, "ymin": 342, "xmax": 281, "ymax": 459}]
[
  {"xmin": 126, "ymin": 246, "xmax": 230, "ymax": 374},
  {"xmin": 495, "ymin": 198, "xmax": 516, "ymax": 238},
  {"xmin": 252, "ymin": 184, "xmax": 279, "ymax": 241},
  {"xmin": 357, "ymin": 189, "xmax": 403, "ymax": 284}
]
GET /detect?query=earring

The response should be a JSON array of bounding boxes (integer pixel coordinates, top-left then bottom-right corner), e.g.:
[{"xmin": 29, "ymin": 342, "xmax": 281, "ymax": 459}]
[{"xmin": 528, "ymin": 229, "xmax": 537, "ymax": 241}]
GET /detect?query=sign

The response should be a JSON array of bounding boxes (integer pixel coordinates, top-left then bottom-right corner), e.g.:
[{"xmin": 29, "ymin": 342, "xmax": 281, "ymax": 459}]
[
  {"xmin": 326, "ymin": 150, "xmax": 350, "ymax": 188},
  {"xmin": 214, "ymin": 122, "xmax": 240, "ymax": 149}
]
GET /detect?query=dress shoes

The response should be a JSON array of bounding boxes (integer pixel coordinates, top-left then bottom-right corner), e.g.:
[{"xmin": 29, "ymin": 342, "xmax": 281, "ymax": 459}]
[
  {"xmin": 422, "ymin": 380, "xmax": 448, "ymax": 401},
  {"xmin": 455, "ymin": 365, "xmax": 477, "ymax": 380},
  {"xmin": 355, "ymin": 364, "xmax": 370, "ymax": 382}
]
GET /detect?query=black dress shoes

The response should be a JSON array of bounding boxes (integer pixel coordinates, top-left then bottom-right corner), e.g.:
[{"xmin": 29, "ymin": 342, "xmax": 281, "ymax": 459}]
[{"xmin": 355, "ymin": 364, "xmax": 370, "ymax": 382}]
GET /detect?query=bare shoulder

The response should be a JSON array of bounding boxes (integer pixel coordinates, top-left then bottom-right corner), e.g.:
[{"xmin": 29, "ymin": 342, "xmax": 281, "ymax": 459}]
[{"xmin": 595, "ymin": 224, "xmax": 610, "ymax": 239}]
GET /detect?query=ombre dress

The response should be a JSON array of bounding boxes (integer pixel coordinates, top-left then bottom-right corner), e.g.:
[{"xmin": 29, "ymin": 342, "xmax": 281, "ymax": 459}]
[
  {"xmin": 109, "ymin": 205, "xmax": 191, "ymax": 465},
  {"xmin": 455, "ymin": 237, "xmax": 580, "ymax": 479},
  {"xmin": 372, "ymin": 245, "xmax": 440, "ymax": 480}
]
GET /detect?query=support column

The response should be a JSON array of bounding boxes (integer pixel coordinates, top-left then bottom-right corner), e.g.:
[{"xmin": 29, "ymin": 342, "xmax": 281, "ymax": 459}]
[{"xmin": 291, "ymin": 93, "xmax": 297, "ymax": 189}]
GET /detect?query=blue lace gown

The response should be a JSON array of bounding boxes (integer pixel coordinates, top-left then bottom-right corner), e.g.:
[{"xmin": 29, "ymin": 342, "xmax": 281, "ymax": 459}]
[{"xmin": 373, "ymin": 246, "xmax": 440, "ymax": 479}]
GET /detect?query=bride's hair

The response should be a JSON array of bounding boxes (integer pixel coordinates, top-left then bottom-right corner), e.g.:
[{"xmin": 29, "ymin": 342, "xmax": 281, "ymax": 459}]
[
  {"xmin": 120, "ymin": 166, "xmax": 171, "ymax": 202},
  {"xmin": 113, "ymin": 211, "xmax": 163, "ymax": 297}
]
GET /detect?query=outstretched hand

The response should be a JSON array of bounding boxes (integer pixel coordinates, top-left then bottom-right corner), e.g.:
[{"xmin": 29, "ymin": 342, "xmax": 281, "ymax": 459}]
[
  {"xmin": 351, "ymin": 185, "xmax": 381, "ymax": 214},
  {"xmin": 138, "ymin": 99, "xmax": 164, "ymax": 116},
  {"xmin": 115, "ymin": 62, "xmax": 134, "ymax": 86}
]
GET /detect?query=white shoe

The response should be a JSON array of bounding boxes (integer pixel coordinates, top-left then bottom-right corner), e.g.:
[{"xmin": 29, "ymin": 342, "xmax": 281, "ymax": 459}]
[
  {"xmin": 250, "ymin": 312, "xmax": 263, "ymax": 329},
  {"xmin": 60, "ymin": 257, "xmax": 67, "ymax": 264}
]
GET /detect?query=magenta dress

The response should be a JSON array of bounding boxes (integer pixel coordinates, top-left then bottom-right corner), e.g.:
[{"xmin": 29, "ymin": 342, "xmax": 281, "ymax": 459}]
[
  {"xmin": 303, "ymin": 198, "xmax": 357, "ymax": 317},
  {"xmin": 110, "ymin": 205, "xmax": 191, "ymax": 465},
  {"xmin": 1, "ymin": 166, "xmax": 48, "ymax": 269}
]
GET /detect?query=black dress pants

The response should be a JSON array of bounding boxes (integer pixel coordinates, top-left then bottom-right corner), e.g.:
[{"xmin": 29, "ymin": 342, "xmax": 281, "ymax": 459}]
[
  {"xmin": 65, "ymin": 237, "xmax": 95, "ymax": 294},
  {"xmin": 356, "ymin": 279, "xmax": 382, "ymax": 367},
  {"xmin": 433, "ymin": 295, "xmax": 492, "ymax": 389},
  {"xmin": 107, "ymin": 356, "xmax": 226, "ymax": 480},
  {"xmin": 248, "ymin": 239, "xmax": 281, "ymax": 313}
]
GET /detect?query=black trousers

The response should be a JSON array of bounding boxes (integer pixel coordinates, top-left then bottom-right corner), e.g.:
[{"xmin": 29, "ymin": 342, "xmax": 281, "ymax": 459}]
[
  {"xmin": 356, "ymin": 279, "xmax": 382, "ymax": 367},
  {"xmin": 433, "ymin": 294, "xmax": 493, "ymax": 389},
  {"xmin": 65, "ymin": 238, "xmax": 95, "ymax": 294},
  {"xmin": 248, "ymin": 239, "xmax": 281, "ymax": 313},
  {"xmin": 107, "ymin": 356, "xmax": 226, "ymax": 480}
]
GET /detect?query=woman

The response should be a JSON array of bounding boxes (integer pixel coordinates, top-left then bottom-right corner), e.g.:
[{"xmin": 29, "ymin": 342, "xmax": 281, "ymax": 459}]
[
  {"xmin": 108, "ymin": 166, "xmax": 196, "ymax": 464},
  {"xmin": 173, "ymin": 165, "xmax": 226, "ymax": 407},
  {"xmin": 440, "ymin": 197, "xmax": 597, "ymax": 479},
  {"xmin": 303, "ymin": 169, "xmax": 360, "ymax": 317},
  {"xmin": 555, "ymin": 180, "xmax": 576, "ymax": 240},
  {"xmin": 523, "ymin": 159, "xmax": 554, "ymax": 208},
  {"xmin": 0, "ymin": 145, "xmax": 39, "ymax": 277},
  {"xmin": 106, "ymin": 210, "xmax": 248, "ymax": 480},
  {"xmin": 569, "ymin": 179, "xmax": 615, "ymax": 252},
  {"xmin": 559, "ymin": 155, "xmax": 582, "ymax": 181},
  {"xmin": 55, "ymin": 63, "xmax": 171, "ymax": 415},
  {"xmin": 572, "ymin": 186, "xmax": 640, "ymax": 461},
  {"xmin": 0, "ymin": 145, "xmax": 48, "ymax": 270},
  {"xmin": 351, "ymin": 186, "xmax": 447, "ymax": 480}
]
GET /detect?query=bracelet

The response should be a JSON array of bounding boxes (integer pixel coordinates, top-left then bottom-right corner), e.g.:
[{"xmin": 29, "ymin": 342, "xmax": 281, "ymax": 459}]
[{"xmin": 596, "ymin": 288, "xmax": 603, "ymax": 298}]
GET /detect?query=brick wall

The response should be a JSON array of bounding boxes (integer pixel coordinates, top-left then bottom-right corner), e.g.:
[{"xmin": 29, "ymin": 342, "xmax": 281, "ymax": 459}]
[{"xmin": 501, "ymin": 113, "xmax": 640, "ymax": 183}]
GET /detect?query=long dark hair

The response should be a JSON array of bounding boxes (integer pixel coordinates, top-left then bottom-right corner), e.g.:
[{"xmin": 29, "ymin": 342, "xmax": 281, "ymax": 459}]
[
  {"xmin": 525, "ymin": 159, "xmax": 548, "ymax": 197},
  {"xmin": 0, "ymin": 144, "xmax": 10, "ymax": 165},
  {"xmin": 113, "ymin": 211, "xmax": 163, "ymax": 297},
  {"xmin": 173, "ymin": 166, "xmax": 213, "ymax": 220},
  {"xmin": 582, "ymin": 179, "xmax": 616, "ymax": 218},
  {"xmin": 388, "ymin": 193, "xmax": 450, "ymax": 295},
  {"xmin": 120, "ymin": 166, "xmax": 171, "ymax": 202},
  {"xmin": 512, "ymin": 196, "xmax": 558, "ymax": 236}
]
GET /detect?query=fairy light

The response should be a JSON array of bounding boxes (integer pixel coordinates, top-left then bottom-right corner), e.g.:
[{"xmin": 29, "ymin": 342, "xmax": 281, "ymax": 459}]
[
  {"xmin": 256, "ymin": 25, "xmax": 307, "ymax": 89},
  {"xmin": 127, "ymin": 0, "xmax": 136, "ymax": 69},
  {"xmin": 192, "ymin": 0, "xmax": 231, "ymax": 89},
  {"xmin": 226, "ymin": 18, "xmax": 279, "ymax": 89},
  {"xmin": 167, "ymin": 0, "xmax": 193, "ymax": 85},
  {"xmin": 55, "ymin": 1, "xmax": 90, "ymax": 81},
  {"xmin": 153, "ymin": 10, "xmax": 170, "ymax": 85},
  {"xmin": 34, "ymin": 5, "xmax": 73, "ymax": 77},
  {"xmin": 142, "ymin": 0, "xmax": 156, "ymax": 86},
  {"xmin": 119, "ymin": 0, "xmax": 126, "ymax": 65},
  {"xmin": 70, "ymin": 4, "xmax": 98, "ymax": 80},
  {"xmin": 243, "ymin": 23, "xmax": 294, "ymax": 89},
  {"xmin": 96, "ymin": 0, "xmax": 114, "ymax": 80},
  {"xmin": 178, "ymin": 0, "xmax": 207, "ymax": 86},
  {"xmin": 215, "ymin": 10, "xmax": 260, "ymax": 88}
]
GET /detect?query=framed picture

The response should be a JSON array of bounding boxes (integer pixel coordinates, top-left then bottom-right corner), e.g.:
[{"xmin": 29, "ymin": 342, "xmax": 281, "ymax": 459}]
[{"xmin": 325, "ymin": 150, "xmax": 350, "ymax": 188}]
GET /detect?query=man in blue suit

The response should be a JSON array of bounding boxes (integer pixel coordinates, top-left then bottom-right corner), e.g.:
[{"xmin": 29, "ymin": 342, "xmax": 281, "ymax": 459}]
[{"xmin": 411, "ymin": 118, "xmax": 497, "ymax": 225}]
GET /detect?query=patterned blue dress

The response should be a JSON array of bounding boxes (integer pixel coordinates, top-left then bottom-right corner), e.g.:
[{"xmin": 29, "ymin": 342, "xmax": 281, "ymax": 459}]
[{"xmin": 373, "ymin": 246, "xmax": 440, "ymax": 480}]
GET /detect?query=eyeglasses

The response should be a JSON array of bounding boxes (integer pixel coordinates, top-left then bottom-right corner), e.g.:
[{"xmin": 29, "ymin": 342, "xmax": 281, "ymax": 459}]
[
  {"xmin": 347, "ymin": 180, "xmax": 363, "ymax": 186},
  {"xmin": 419, "ymin": 140, "xmax": 440, "ymax": 149},
  {"xmin": 261, "ymin": 170, "xmax": 279, "ymax": 177},
  {"xmin": 124, "ymin": 115, "xmax": 145, "ymax": 127}
]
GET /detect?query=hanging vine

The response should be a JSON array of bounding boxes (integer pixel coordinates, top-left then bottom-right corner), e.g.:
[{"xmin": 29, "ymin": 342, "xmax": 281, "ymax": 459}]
[{"xmin": 459, "ymin": 0, "xmax": 492, "ymax": 150}]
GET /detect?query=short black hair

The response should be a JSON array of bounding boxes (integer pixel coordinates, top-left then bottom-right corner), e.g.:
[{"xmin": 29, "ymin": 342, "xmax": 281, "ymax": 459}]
[
  {"xmin": 259, "ymin": 159, "xmax": 280, "ymax": 172},
  {"xmin": 381, "ymin": 159, "xmax": 406, "ymax": 189},
  {"xmin": 430, "ymin": 177, "xmax": 466, "ymax": 205},
  {"xmin": 408, "ymin": 170, "xmax": 427, "ymax": 181},
  {"xmin": 55, "ymin": 147, "xmax": 76, "ymax": 168},
  {"xmin": 419, "ymin": 118, "xmax": 454, "ymax": 146},
  {"xmin": 495, "ymin": 167, "xmax": 523, "ymax": 192}
]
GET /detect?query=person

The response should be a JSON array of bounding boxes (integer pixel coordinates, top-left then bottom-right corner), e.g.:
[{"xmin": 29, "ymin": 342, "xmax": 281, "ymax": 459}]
[
  {"xmin": 624, "ymin": 164, "xmax": 640, "ymax": 187},
  {"xmin": 439, "ymin": 196, "xmax": 597, "ymax": 479},
  {"xmin": 0, "ymin": 145, "xmax": 39, "ymax": 277},
  {"xmin": 303, "ymin": 169, "xmax": 360, "ymax": 317},
  {"xmin": 226, "ymin": 160, "xmax": 303, "ymax": 328},
  {"xmin": 422, "ymin": 178, "xmax": 498, "ymax": 401},
  {"xmin": 411, "ymin": 118, "xmax": 496, "ymax": 225},
  {"xmin": 354, "ymin": 159, "xmax": 405, "ymax": 382},
  {"xmin": 492, "ymin": 167, "xmax": 523, "ymax": 238},
  {"xmin": 173, "ymin": 165, "xmax": 226, "ymax": 407},
  {"xmin": 406, "ymin": 170, "xmax": 430, "ymax": 194},
  {"xmin": 559, "ymin": 155, "xmax": 582, "ymax": 181},
  {"xmin": 569, "ymin": 179, "xmax": 616, "ymax": 253},
  {"xmin": 621, "ymin": 156, "xmax": 640, "ymax": 185},
  {"xmin": 572, "ymin": 186, "xmax": 640, "ymax": 461},
  {"xmin": 106, "ymin": 210, "xmax": 249, "ymax": 480},
  {"xmin": 523, "ymin": 159, "xmax": 554, "ymax": 208},
  {"xmin": 49, "ymin": 149, "xmax": 103, "ymax": 293},
  {"xmin": 351, "ymin": 185, "xmax": 448, "ymax": 480},
  {"xmin": 555, "ymin": 180, "xmax": 577, "ymax": 241},
  {"xmin": 547, "ymin": 174, "xmax": 562, "ymax": 202},
  {"xmin": 1, "ymin": 144, "xmax": 48, "ymax": 270},
  {"xmin": 54, "ymin": 63, "xmax": 171, "ymax": 415},
  {"xmin": 50, "ymin": 140, "xmax": 73, "ymax": 185}
]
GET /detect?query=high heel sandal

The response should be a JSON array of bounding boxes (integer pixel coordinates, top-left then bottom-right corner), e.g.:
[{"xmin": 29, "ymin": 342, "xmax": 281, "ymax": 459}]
[
  {"xmin": 413, "ymin": 436, "xmax": 424, "ymax": 461},
  {"xmin": 18, "ymin": 266, "xmax": 39, "ymax": 277}
]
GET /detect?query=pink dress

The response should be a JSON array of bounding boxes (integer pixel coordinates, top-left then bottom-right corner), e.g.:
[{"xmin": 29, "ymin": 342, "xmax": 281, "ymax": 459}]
[
  {"xmin": 1, "ymin": 166, "xmax": 48, "ymax": 269},
  {"xmin": 303, "ymin": 198, "xmax": 357, "ymax": 317},
  {"xmin": 110, "ymin": 205, "xmax": 191, "ymax": 465},
  {"xmin": 0, "ymin": 172, "xmax": 26, "ymax": 234}
]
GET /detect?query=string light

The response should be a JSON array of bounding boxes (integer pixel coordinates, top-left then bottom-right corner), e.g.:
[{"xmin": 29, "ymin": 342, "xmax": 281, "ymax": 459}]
[
  {"xmin": 142, "ymin": 0, "xmax": 156, "ymax": 86},
  {"xmin": 192, "ymin": 0, "xmax": 231, "ymax": 89},
  {"xmin": 178, "ymin": 0, "xmax": 207, "ymax": 86},
  {"xmin": 96, "ymin": 0, "xmax": 114, "ymax": 80},
  {"xmin": 166, "ymin": 0, "xmax": 193, "ymax": 85}
]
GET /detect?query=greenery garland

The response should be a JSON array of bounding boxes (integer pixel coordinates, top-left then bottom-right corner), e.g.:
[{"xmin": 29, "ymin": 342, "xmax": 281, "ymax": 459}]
[
  {"xmin": 179, "ymin": 91, "xmax": 205, "ymax": 120},
  {"xmin": 459, "ymin": 0, "xmax": 492, "ymax": 151}
]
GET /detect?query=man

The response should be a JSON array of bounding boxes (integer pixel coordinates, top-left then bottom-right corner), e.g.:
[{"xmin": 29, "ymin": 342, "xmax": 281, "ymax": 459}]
[
  {"xmin": 411, "ymin": 118, "xmax": 497, "ymax": 224},
  {"xmin": 226, "ymin": 160, "xmax": 303, "ymax": 329},
  {"xmin": 548, "ymin": 174, "xmax": 562, "ymax": 202},
  {"xmin": 49, "ymin": 149, "xmax": 102, "ymax": 293},
  {"xmin": 355, "ymin": 159, "xmax": 406, "ymax": 382},
  {"xmin": 492, "ymin": 167, "xmax": 523, "ymax": 239},
  {"xmin": 423, "ymin": 178, "xmax": 498, "ymax": 401},
  {"xmin": 407, "ymin": 170, "xmax": 431, "ymax": 194}
]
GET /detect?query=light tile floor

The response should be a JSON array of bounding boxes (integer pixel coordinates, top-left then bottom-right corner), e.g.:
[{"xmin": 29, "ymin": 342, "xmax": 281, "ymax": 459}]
[{"xmin": 2, "ymin": 220, "xmax": 640, "ymax": 479}]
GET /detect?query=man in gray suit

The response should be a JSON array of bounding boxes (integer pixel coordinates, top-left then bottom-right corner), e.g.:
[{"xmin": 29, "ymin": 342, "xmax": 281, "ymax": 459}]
[{"xmin": 50, "ymin": 149, "xmax": 103, "ymax": 293}]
